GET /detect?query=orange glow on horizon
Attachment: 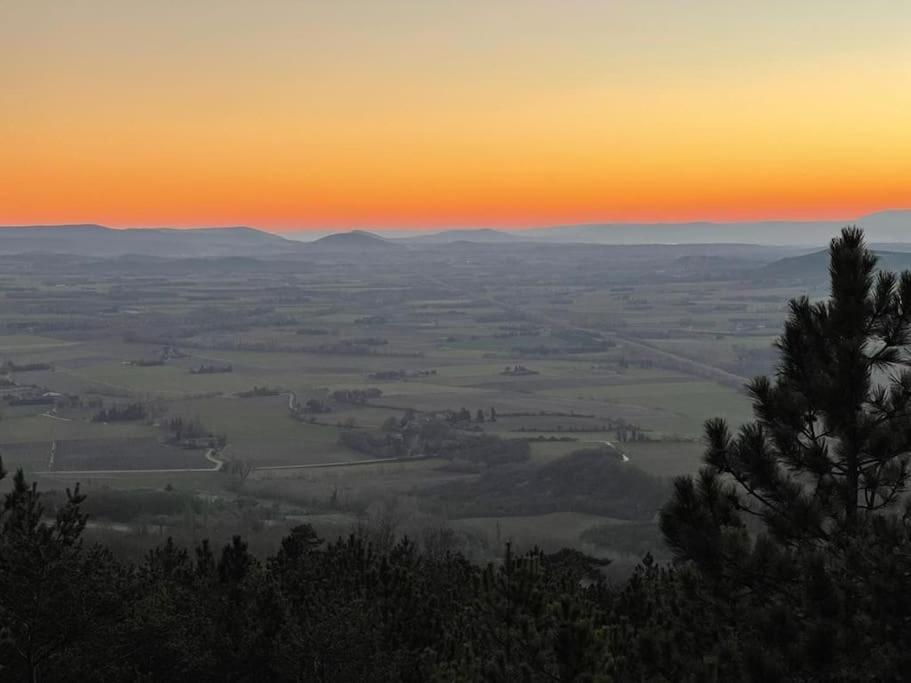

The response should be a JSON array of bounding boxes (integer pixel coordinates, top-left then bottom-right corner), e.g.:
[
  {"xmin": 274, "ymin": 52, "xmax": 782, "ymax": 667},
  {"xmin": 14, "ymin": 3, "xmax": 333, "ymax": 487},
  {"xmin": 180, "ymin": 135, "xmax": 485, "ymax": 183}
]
[{"xmin": 3, "ymin": 2, "xmax": 909, "ymax": 232}]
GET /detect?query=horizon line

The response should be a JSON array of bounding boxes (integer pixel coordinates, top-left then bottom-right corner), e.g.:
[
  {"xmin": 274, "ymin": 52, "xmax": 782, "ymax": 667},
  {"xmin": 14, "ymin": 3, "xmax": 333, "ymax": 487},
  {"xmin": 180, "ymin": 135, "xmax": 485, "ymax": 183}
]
[{"xmin": 1, "ymin": 208, "xmax": 908, "ymax": 235}]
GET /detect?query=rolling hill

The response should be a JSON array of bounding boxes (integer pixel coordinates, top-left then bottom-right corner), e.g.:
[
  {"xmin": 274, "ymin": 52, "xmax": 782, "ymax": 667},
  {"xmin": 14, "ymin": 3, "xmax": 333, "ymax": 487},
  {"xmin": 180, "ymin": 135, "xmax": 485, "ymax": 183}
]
[
  {"xmin": 306, "ymin": 230, "xmax": 399, "ymax": 252},
  {"xmin": 758, "ymin": 248, "xmax": 911, "ymax": 283},
  {"xmin": 0, "ymin": 225, "xmax": 299, "ymax": 258}
]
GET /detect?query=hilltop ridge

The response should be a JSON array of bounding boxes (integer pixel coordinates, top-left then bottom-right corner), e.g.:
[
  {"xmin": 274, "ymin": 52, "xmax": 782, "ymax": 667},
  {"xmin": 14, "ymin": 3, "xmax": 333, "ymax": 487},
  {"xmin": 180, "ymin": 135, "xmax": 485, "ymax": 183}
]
[
  {"xmin": 0, "ymin": 224, "xmax": 297, "ymax": 258},
  {"xmin": 308, "ymin": 230, "xmax": 398, "ymax": 251}
]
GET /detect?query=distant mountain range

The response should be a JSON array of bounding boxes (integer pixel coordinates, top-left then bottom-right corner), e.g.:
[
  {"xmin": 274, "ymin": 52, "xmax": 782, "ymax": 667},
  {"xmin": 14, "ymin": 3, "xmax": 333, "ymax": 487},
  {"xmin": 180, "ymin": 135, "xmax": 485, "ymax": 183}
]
[
  {"xmin": 1, "ymin": 210, "xmax": 908, "ymax": 258},
  {"xmin": 284, "ymin": 210, "xmax": 911, "ymax": 247},
  {"xmin": 515, "ymin": 210, "xmax": 911, "ymax": 246},
  {"xmin": 0, "ymin": 225, "xmax": 298, "ymax": 258}
]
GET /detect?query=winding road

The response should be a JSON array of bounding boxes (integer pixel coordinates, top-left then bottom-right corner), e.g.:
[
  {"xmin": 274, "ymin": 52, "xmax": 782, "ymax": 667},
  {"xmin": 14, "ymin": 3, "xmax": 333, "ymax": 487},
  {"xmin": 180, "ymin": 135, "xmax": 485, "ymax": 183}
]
[
  {"xmin": 253, "ymin": 454, "xmax": 433, "ymax": 472},
  {"xmin": 588, "ymin": 439, "xmax": 631, "ymax": 463},
  {"xmin": 35, "ymin": 448, "xmax": 226, "ymax": 477},
  {"xmin": 34, "ymin": 448, "xmax": 433, "ymax": 478}
]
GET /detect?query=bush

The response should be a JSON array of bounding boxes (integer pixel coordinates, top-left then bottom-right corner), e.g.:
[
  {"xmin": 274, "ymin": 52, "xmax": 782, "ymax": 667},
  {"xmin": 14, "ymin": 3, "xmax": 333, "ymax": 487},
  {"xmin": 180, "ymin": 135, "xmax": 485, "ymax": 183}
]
[{"xmin": 92, "ymin": 402, "xmax": 147, "ymax": 422}]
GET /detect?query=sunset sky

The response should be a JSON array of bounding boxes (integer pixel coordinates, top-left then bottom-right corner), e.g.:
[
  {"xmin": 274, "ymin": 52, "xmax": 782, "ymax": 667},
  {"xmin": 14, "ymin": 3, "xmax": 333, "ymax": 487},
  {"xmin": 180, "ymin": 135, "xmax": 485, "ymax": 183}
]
[{"xmin": 3, "ymin": 1, "xmax": 910, "ymax": 231}]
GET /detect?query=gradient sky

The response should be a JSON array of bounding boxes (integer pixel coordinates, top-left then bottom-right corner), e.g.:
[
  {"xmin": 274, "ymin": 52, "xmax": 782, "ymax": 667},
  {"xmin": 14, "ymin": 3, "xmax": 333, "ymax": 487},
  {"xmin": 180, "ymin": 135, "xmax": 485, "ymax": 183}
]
[{"xmin": 3, "ymin": 1, "xmax": 910, "ymax": 231}]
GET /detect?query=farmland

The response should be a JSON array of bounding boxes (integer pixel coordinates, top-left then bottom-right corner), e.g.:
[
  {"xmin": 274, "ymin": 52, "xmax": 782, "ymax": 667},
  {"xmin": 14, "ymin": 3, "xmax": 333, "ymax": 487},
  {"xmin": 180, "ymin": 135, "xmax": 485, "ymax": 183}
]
[{"xmin": 0, "ymin": 238, "xmax": 822, "ymax": 564}]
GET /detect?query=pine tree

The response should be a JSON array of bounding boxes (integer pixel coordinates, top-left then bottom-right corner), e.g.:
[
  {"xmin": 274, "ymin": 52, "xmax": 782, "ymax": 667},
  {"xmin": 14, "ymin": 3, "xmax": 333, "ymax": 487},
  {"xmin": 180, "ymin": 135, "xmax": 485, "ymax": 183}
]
[
  {"xmin": 0, "ymin": 459, "xmax": 124, "ymax": 681},
  {"xmin": 664, "ymin": 228, "xmax": 911, "ymax": 548},
  {"xmin": 660, "ymin": 228, "xmax": 911, "ymax": 678}
]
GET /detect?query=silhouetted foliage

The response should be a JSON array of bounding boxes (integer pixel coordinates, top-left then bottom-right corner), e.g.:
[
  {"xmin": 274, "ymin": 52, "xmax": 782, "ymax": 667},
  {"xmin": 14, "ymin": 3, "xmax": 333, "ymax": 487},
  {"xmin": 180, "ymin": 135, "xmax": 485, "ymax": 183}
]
[{"xmin": 661, "ymin": 228, "xmax": 911, "ymax": 680}]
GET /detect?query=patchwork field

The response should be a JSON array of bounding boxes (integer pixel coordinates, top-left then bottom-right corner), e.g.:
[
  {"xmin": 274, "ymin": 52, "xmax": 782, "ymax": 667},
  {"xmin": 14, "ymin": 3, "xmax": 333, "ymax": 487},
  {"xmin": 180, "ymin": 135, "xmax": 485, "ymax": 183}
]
[{"xmin": 0, "ymin": 242, "xmax": 816, "ymax": 561}]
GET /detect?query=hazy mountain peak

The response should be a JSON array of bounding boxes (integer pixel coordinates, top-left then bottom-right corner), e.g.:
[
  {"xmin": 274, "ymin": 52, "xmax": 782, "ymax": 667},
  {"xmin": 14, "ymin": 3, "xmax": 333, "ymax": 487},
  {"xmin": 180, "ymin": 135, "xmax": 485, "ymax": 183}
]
[{"xmin": 309, "ymin": 230, "xmax": 397, "ymax": 249}]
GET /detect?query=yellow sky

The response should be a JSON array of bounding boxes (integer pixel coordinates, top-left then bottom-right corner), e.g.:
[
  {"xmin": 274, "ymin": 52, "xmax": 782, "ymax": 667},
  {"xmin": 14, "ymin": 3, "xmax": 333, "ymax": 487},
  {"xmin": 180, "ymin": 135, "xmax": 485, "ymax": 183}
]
[{"xmin": 2, "ymin": 1, "xmax": 910, "ymax": 230}]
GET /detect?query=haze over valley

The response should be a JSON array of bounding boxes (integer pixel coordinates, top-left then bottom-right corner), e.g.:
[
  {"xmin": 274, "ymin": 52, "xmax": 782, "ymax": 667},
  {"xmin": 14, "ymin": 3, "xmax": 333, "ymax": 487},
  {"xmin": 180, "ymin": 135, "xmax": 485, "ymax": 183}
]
[{"xmin": 1, "ymin": 211, "xmax": 908, "ymax": 561}]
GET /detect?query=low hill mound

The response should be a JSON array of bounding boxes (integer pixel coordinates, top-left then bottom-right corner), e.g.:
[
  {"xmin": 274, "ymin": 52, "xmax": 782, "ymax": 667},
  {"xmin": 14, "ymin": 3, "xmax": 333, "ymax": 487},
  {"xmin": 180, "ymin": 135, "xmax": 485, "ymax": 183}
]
[
  {"xmin": 759, "ymin": 249, "xmax": 911, "ymax": 283},
  {"xmin": 308, "ymin": 230, "xmax": 398, "ymax": 251},
  {"xmin": 426, "ymin": 446, "xmax": 667, "ymax": 521}
]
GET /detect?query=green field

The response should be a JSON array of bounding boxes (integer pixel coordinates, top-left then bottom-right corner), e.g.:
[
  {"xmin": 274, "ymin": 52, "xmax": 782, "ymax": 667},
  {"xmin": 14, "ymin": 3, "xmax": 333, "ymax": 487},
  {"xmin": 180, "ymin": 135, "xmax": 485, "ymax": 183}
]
[{"xmin": 0, "ymin": 242, "xmax": 812, "ymax": 562}]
